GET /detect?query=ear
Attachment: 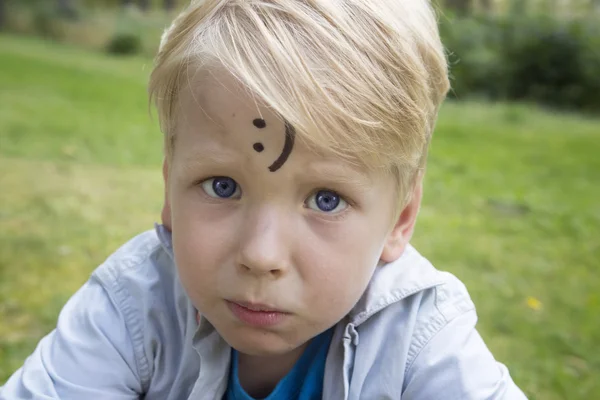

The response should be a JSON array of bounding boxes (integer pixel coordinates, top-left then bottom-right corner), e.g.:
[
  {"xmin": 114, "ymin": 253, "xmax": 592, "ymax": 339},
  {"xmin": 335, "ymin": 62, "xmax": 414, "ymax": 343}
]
[
  {"xmin": 380, "ymin": 175, "xmax": 423, "ymax": 263},
  {"xmin": 161, "ymin": 158, "xmax": 173, "ymax": 231}
]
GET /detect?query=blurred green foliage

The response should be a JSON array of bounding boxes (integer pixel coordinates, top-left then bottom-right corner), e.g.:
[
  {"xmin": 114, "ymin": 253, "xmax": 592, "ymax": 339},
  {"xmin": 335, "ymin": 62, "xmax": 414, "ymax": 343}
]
[
  {"xmin": 440, "ymin": 12, "xmax": 600, "ymax": 112},
  {"xmin": 3, "ymin": 0, "xmax": 170, "ymax": 55},
  {"xmin": 106, "ymin": 31, "xmax": 142, "ymax": 54},
  {"xmin": 3, "ymin": 0, "xmax": 600, "ymax": 111}
]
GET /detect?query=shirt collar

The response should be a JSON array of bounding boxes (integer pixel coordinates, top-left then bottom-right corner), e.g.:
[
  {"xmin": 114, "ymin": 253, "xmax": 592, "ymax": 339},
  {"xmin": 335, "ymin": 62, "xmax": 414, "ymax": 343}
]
[{"xmin": 347, "ymin": 245, "xmax": 444, "ymax": 326}]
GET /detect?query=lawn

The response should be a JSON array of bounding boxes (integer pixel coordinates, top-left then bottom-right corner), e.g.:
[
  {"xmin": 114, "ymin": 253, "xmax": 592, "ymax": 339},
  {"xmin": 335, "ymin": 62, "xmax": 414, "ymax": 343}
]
[{"xmin": 1, "ymin": 34, "xmax": 599, "ymax": 399}]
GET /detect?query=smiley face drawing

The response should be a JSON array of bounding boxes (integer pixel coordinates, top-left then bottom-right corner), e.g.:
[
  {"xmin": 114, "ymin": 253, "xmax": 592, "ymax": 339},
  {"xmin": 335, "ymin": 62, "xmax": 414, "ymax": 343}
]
[{"xmin": 252, "ymin": 118, "xmax": 296, "ymax": 172}]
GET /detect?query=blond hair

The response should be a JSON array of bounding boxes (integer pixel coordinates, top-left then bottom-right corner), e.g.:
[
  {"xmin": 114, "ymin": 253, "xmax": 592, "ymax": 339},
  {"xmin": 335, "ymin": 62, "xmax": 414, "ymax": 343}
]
[{"xmin": 150, "ymin": 0, "xmax": 449, "ymax": 209}]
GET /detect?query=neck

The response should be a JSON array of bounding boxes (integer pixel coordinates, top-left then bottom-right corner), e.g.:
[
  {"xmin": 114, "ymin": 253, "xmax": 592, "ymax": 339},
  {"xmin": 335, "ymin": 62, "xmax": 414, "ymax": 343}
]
[{"xmin": 236, "ymin": 343, "xmax": 308, "ymax": 398}]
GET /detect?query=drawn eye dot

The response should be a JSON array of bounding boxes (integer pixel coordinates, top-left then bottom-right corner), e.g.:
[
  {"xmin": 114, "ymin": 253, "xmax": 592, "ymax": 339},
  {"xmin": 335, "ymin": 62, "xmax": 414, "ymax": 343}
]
[
  {"xmin": 253, "ymin": 118, "xmax": 266, "ymax": 129},
  {"xmin": 253, "ymin": 142, "xmax": 264, "ymax": 152}
]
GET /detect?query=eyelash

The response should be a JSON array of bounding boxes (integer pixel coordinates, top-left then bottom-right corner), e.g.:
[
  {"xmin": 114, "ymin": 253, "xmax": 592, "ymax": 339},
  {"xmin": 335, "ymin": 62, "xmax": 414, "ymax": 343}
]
[
  {"xmin": 304, "ymin": 189, "xmax": 351, "ymax": 215},
  {"xmin": 197, "ymin": 177, "xmax": 353, "ymax": 217},
  {"xmin": 198, "ymin": 177, "xmax": 242, "ymax": 200}
]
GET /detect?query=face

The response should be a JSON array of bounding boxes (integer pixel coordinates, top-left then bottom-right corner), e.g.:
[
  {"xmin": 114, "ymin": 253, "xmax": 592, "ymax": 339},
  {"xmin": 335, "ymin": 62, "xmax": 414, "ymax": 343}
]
[{"xmin": 166, "ymin": 68, "xmax": 416, "ymax": 358}]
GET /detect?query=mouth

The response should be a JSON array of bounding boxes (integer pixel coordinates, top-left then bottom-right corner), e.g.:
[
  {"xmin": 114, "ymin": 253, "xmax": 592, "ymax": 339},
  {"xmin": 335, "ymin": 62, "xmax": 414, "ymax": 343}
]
[
  {"xmin": 226, "ymin": 300, "xmax": 289, "ymax": 327},
  {"xmin": 231, "ymin": 300, "xmax": 285, "ymax": 313}
]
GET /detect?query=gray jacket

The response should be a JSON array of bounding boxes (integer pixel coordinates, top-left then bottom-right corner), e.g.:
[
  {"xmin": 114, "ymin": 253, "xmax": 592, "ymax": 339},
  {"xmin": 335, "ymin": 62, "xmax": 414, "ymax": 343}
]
[{"xmin": 0, "ymin": 226, "xmax": 527, "ymax": 399}]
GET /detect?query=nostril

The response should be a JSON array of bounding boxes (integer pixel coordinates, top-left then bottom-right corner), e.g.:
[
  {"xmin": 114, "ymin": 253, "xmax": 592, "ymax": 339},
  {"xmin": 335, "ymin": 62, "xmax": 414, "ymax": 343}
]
[
  {"xmin": 240, "ymin": 263, "xmax": 252, "ymax": 272},
  {"xmin": 238, "ymin": 261, "xmax": 285, "ymax": 277},
  {"xmin": 269, "ymin": 268, "xmax": 282, "ymax": 277}
]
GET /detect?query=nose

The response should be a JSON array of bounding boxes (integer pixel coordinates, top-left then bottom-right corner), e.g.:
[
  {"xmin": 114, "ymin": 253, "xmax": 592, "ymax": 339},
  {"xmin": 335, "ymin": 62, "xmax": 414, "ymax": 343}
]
[{"xmin": 236, "ymin": 206, "xmax": 291, "ymax": 278}]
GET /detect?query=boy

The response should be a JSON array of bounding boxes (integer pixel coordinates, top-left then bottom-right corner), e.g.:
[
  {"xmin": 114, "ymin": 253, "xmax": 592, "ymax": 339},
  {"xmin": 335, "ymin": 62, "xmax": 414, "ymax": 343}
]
[{"xmin": 1, "ymin": 0, "xmax": 527, "ymax": 399}]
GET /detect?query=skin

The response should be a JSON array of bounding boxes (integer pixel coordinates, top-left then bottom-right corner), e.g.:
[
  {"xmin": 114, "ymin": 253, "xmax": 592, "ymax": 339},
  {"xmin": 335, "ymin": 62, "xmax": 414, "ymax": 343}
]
[{"xmin": 162, "ymin": 69, "xmax": 423, "ymax": 396}]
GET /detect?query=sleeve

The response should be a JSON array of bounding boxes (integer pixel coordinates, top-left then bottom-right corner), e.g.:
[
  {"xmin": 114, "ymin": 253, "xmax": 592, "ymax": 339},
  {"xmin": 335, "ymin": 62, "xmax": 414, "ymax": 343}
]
[
  {"xmin": 402, "ymin": 309, "xmax": 528, "ymax": 400},
  {"xmin": 0, "ymin": 277, "xmax": 145, "ymax": 400}
]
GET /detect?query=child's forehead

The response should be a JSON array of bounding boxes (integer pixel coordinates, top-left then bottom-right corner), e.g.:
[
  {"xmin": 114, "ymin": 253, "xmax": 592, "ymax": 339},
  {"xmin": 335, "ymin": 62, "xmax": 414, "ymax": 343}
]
[
  {"xmin": 175, "ymin": 67, "xmax": 389, "ymax": 185},
  {"xmin": 182, "ymin": 68, "xmax": 275, "ymax": 125},
  {"xmin": 177, "ymin": 68, "xmax": 295, "ymax": 170}
]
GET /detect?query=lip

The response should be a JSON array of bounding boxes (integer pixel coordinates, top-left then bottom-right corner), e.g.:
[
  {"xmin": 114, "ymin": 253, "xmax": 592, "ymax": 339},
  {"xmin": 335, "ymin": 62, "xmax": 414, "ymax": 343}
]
[
  {"xmin": 232, "ymin": 300, "xmax": 283, "ymax": 312},
  {"xmin": 227, "ymin": 300, "xmax": 288, "ymax": 327}
]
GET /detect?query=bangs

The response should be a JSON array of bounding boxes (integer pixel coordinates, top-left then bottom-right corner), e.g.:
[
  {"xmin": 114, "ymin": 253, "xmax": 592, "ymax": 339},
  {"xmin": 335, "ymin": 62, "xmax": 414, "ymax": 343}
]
[{"xmin": 150, "ymin": 0, "xmax": 449, "ymax": 205}]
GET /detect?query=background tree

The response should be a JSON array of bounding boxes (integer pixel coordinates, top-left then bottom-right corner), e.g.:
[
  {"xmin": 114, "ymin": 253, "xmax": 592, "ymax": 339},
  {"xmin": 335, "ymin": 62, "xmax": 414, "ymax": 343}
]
[
  {"xmin": 164, "ymin": 0, "xmax": 175, "ymax": 11},
  {"xmin": 0, "ymin": 0, "xmax": 5, "ymax": 31},
  {"xmin": 57, "ymin": 0, "xmax": 78, "ymax": 19},
  {"xmin": 480, "ymin": 0, "xmax": 493, "ymax": 12},
  {"xmin": 138, "ymin": 0, "xmax": 149, "ymax": 12},
  {"xmin": 445, "ymin": 0, "xmax": 471, "ymax": 15}
]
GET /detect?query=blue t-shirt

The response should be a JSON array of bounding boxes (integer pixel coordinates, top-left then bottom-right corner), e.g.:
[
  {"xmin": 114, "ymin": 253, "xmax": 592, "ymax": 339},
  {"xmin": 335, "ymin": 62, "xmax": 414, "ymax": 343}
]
[{"xmin": 225, "ymin": 328, "xmax": 334, "ymax": 400}]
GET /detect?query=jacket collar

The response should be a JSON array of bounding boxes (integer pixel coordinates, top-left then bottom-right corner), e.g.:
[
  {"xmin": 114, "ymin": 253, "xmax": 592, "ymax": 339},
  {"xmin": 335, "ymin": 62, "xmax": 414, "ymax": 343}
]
[
  {"xmin": 154, "ymin": 224, "xmax": 443, "ymax": 328},
  {"xmin": 348, "ymin": 245, "xmax": 443, "ymax": 326}
]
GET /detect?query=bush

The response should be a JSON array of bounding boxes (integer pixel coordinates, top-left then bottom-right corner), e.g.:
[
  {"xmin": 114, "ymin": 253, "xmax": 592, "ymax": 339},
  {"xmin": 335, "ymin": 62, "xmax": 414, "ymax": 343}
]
[
  {"xmin": 440, "ymin": 15, "xmax": 506, "ymax": 99},
  {"xmin": 501, "ymin": 16, "xmax": 600, "ymax": 111},
  {"xmin": 5, "ymin": 0, "xmax": 81, "ymax": 39},
  {"xmin": 31, "ymin": 3, "xmax": 63, "ymax": 39},
  {"xmin": 106, "ymin": 32, "xmax": 142, "ymax": 55},
  {"xmin": 440, "ymin": 13, "xmax": 600, "ymax": 113}
]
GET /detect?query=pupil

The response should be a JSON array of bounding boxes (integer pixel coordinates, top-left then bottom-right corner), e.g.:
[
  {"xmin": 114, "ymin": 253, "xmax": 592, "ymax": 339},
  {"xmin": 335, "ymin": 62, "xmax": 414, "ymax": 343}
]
[
  {"xmin": 213, "ymin": 178, "xmax": 236, "ymax": 198},
  {"xmin": 316, "ymin": 191, "xmax": 339, "ymax": 212}
]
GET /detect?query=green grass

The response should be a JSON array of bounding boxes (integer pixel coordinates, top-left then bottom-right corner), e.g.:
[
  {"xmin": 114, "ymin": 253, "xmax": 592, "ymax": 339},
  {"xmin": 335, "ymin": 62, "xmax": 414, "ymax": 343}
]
[{"xmin": 1, "ymin": 34, "xmax": 599, "ymax": 399}]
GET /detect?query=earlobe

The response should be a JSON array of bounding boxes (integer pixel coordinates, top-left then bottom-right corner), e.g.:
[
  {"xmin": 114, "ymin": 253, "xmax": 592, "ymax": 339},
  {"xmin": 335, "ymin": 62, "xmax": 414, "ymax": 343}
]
[
  {"xmin": 380, "ymin": 178, "xmax": 423, "ymax": 263},
  {"xmin": 162, "ymin": 158, "xmax": 173, "ymax": 231}
]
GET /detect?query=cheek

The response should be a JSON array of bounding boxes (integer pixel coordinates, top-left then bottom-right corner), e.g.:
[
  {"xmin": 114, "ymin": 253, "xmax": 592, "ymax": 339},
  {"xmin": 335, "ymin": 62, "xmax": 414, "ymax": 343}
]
[
  {"xmin": 170, "ymin": 195, "xmax": 239, "ymax": 294},
  {"xmin": 305, "ymin": 214, "xmax": 387, "ymax": 270},
  {"xmin": 299, "ymin": 217, "xmax": 386, "ymax": 314}
]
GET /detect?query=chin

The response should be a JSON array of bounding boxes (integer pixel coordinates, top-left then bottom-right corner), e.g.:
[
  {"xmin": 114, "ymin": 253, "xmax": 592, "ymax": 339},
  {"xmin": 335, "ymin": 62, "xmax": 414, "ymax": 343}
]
[{"xmin": 223, "ymin": 328, "xmax": 301, "ymax": 356}]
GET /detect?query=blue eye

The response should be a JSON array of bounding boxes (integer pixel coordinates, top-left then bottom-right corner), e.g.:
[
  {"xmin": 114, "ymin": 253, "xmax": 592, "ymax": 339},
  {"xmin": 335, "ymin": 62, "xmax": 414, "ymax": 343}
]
[
  {"xmin": 306, "ymin": 190, "xmax": 348, "ymax": 213},
  {"xmin": 201, "ymin": 177, "xmax": 241, "ymax": 199}
]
